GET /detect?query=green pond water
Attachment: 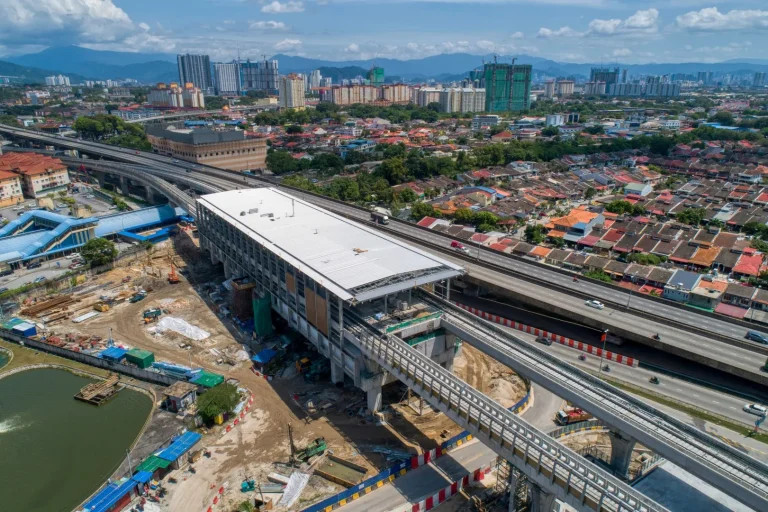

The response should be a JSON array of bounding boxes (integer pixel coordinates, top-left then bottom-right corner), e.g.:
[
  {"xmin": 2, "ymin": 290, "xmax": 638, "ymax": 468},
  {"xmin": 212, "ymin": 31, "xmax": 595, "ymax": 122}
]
[
  {"xmin": 0, "ymin": 368, "xmax": 152, "ymax": 512},
  {"xmin": 0, "ymin": 350, "xmax": 8, "ymax": 369}
]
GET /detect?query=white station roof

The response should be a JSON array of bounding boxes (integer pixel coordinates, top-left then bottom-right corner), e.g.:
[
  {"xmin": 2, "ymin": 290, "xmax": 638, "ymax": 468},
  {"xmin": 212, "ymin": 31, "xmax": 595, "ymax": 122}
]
[{"xmin": 198, "ymin": 187, "xmax": 463, "ymax": 302}]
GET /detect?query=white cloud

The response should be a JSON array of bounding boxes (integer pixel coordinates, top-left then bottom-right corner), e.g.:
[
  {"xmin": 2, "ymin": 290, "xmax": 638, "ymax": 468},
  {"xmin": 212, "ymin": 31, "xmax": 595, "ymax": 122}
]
[
  {"xmin": 274, "ymin": 38, "xmax": 302, "ymax": 51},
  {"xmin": 676, "ymin": 7, "xmax": 768, "ymax": 31},
  {"xmin": 588, "ymin": 18, "xmax": 622, "ymax": 35},
  {"xmin": 540, "ymin": 8, "xmax": 659, "ymax": 39},
  {"xmin": 249, "ymin": 20, "xmax": 287, "ymax": 30},
  {"xmin": 475, "ymin": 40, "xmax": 496, "ymax": 51},
  {"xmin": 538, "ymin": 26, "xmax": 583, "ymax": 38},
  {"xmin": 138, "ymin": 22, "xmax": 150, "ymax": 32},
  {"xmin": 612, "ymin": 48, "xmax": 632, "ymax": 57},
  {"xmin": 624, "ymin": 8, "xmax": 659, "ymax": 30},
  {"xmin": 0, "ymin": 0, "xmax": 133, "ymax": 44},
  {"xmin": 510, "ymin": 31, "xmax": 524, "ymax": 39},
  {"xmin": 345, "ymin": 43, "xmax": 360, "ymax": 53},
  {"xmin": 261, "ymin": 1, "xmax": 305, "ymax": 13}
]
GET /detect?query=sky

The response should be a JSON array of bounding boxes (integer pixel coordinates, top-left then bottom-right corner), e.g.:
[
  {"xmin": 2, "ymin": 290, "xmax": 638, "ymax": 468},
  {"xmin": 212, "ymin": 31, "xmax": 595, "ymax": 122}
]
[{"xmin": 0, "ymin": 0, "xmax": 767, "ymax": 63}]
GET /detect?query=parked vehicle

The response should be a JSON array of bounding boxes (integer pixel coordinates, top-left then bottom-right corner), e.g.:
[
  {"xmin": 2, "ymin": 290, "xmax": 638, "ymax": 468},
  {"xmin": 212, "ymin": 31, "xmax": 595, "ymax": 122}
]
[
  {"xmin": 743, "ymin": 403, "xmax": 767, "ymax": 416},
  {"xmin": 66, "ymin": 253, "xmax": 81, "ymax": 260},
  {"xmin": 33, "ymin": 276, "xmax": 46, "ymax": 283},
  {"xmin": 370, "ymin": 211, "xmax": 389, "ymax": 225},
  {"xmin": 555, "ymin": 407, "xmax": 592, "ymax": 425},
  {"xmin": 746, "ymin": 331, "xmax": 768, "ymax": 345},
  {"xmin": 0, "ymin": 288, "xmax": 8, "ymax": 294},
  {"xmin": 584, "ymin": 299, "xmax": 604, "ymax": 310},
  {"xmin": 535, "ymin": 335, "xmax": 553, "ymax": 346},
  {"xmin": 26, "ymin": 262, "xmax": 42, "ymax": 269},
  {"xmin": 0, "ymin": 269, "xmax": 12, "ymax": 277},
  {"xmin": 69, "ymin": 263, "xmax": 84, "ymax": 270},
  {"xmin": 450, "ymin": 240, "xmax": 470, "ymax": 255}
]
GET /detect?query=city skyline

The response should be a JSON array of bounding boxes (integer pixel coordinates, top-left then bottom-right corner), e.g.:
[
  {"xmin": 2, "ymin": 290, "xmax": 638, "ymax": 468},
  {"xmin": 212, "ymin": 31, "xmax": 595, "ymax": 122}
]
[{"xmin": 1, "ymin": 1, "xmax": 768, "ymax": 64}]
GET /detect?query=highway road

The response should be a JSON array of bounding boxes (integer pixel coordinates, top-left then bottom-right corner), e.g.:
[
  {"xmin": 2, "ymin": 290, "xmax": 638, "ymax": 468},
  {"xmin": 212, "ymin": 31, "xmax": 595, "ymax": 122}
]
[{"xmin": 506, "ymin": 326, "xmax": 766, "ymax": 428}]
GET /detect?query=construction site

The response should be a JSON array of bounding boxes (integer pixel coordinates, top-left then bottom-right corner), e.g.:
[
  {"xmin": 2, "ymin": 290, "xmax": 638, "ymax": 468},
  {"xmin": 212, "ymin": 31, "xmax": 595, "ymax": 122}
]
[{"xmin": 1, "ymin": 207, "xmax": 536, "ymax": 512}]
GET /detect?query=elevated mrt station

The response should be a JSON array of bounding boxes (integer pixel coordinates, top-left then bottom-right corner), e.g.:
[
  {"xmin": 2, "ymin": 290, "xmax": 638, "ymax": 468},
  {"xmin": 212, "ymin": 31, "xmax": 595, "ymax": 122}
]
[{"xmin": 196, "ymin": 187, "xmax": 464, "ymax": 412}]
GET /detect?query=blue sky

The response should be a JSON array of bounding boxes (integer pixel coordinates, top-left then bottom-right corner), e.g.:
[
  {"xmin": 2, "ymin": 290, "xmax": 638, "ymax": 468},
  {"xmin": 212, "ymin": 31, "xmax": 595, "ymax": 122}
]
[{"xmin": 1, "ymin": 0, "xmax": 767, "ymax": 63}]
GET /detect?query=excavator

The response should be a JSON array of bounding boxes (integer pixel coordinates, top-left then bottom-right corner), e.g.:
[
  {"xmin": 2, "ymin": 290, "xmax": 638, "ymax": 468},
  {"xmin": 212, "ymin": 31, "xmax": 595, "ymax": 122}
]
[{"xmin": 168, "ymin": 261, "xmax": 180, "ymax": 284}]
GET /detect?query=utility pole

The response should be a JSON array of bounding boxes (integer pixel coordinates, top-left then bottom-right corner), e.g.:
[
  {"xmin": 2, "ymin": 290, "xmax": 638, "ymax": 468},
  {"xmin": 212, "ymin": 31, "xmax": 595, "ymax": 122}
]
[
  {"xmin": 597, "ymin": 329, "xmax": 609, "ymax": 378},
  {"xmin": 287, "ymin": 423, "xmax": 296, "ymax": 465}
]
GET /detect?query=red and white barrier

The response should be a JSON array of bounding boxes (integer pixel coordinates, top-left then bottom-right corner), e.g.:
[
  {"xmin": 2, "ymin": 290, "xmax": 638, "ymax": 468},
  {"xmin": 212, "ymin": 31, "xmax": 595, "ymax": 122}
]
[
  {"xmin": 453, "ymin": 302, "xmax": 639, "ymax": 367},
  {"xmin": 411, "ymin": 446, "xmax": 443, "ymax": 469},
  {"xmin": 387, "ymin": 463, "xmax": 493, "ymax": 512},
  {"xmin": 251, "ymin": 368, "xmax": 273, "ymax": 381}
]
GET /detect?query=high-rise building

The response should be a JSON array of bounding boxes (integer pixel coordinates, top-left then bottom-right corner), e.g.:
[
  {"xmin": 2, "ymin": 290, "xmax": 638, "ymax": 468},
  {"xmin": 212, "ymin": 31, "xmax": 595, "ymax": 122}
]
[
  {"xmin": 697, "ymin": 71, "xmax": 713, "ymax": 85},
  {"xmin": 754, "ymin": 72, "xmax": 766, "ymax": 88},
  {"xmin": 556, "ymin": 80, "xmax": 574, "ymax": 97},
  {"xmin": 240, "ymin": 59, "xmax": 279, "ymax": 93},
  {"xmin": 590, "ymin": 67, "xmax": 620, "ymax": 88},
  {"xmin": 320, "ymin": 77, "xmax": 333, "ymax": 87},
  {"xmin": 307, "ymin": 69, "xmax": 322, "ymax": 91},
  {"xmin": 621, "ymin": 69, "xmax": 628, "ymax": 84},
  {"xmin": 148, "ymin": 82, "xmax": 205, "ymax": 108},
  {"xmin": 279, "ymin": 74, "xmax": 305, "ymax": 110},
  {"xmin": 544, "ymin": 80, "xmax": 556, "ymax": 98},
  {"xmin": 214, "ymin": 62, "xmax": 241, "ymax": 95},
  {"xmin": 583, "ymin": 82, "xmax": 606, "ymax": 96},
  {"xmin": 45, "ymin": 75, "xmax": 70, "ymax": 86},
  {"xmin": 177, "ymin": 54, "xmax": 212, "ymax": 92},
  {"xmin": 368, "ymin": 66, "xmax": 385, "ymax": 87},
  {"xmin": 483, "ymin": 62, "xmax": 532, "ymax": 112}
]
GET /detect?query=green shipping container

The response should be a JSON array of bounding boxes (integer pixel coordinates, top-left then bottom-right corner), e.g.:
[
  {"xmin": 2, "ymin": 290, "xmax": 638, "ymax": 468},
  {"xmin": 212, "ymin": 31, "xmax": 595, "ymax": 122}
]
[
  {"xmin": 126, "ymin": 348, "xmax": 155, "ymax": 369},
  {"xmin": 253, "ymin": 292, "xmax": 274, "ymax": 337}
]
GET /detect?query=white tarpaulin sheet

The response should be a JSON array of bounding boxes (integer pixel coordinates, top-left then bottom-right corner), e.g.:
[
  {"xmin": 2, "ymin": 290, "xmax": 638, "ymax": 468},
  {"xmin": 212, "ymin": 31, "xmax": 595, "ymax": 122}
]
[
  {"xmin": 155, "ymin": 317, "xmax": 210, "ymax": 341},
  {"xmin": 278, "ymin": 472, "xmax": 310, "ymax": 508}
]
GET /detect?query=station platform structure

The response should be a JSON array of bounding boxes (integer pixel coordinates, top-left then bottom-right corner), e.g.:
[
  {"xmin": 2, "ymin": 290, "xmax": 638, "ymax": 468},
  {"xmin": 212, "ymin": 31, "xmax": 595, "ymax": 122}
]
[{"xmin": 0, "ymin": 205, "xmax": 187, "ymax": 266}]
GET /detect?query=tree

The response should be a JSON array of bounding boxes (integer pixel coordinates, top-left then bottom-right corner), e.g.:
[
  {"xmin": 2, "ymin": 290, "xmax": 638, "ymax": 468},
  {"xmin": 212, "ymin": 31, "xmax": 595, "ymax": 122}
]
[
  {"xmin": 454, "ymin": 208, "xmax": 475, "ymax": 224},
  {"xmin": 550, "ymin": 236, "xmax": 565, "ymax": 248},
  {"xmin": 584, "ymin": 187, "xmax": 596, "ymax": 200},
  {"xmin": 266, "ymin": 150, "xmax": 298, "ymax": 175},
  {"xmin": 204, "ymin": 96, "xmax": 226, "ymax": 110},
  {"xmin": 711, "ymin": 111, "xmax": 735, "ymax": 126},
  {"xmin": 584, "ymin": 125, "xmax": 605, "ymax": 135},
  {"xmin": 379, "ymin": 158, "xmax": 409, "ymax": 184},
  {"xmin": 197, "ymin": 383, "xmax": 240, "ymax": 422},
  {"xmin": 411, "ymin": 202, "xmax": 438, "ymax": 221},
  {"xmin": 676, "ymin": 208, "xmax": 706, "ymax": 226},
  {"xmin": 81, "ymin": 238, "xmax": 118, "ymax": 266},
  {"xmin": 648, "ymin": 136, "xmax": 675, "ymax": 156},
  {"xmin": 286, "ymin": 124, "xmax": 303, "ymax": 135},
  {"xmin": 525, "ymin": 224, "xmax": 546, "ymax": 244},
  {"xmin": 708, "ymin": 219, "xmax": 724, "ymax": 229},
  {"xmin": 584, "ymin": 269, "xmax": 612, "ymax": 283},
  {"xmin": 605, "ymin": 200, "xmax": 636, "ymax": 215},
  {"xmin": 541, "ymin": 126, "xmax": 560, "ymax": 137},
  {"xmin": 0, "ymin": 114, "xmax": 19, "ymax": 126},
  {"xmin": 473, "ymin": 211, "xmax": 499, "ymax": 227},
  {"xmin": 396, "ymin": 187, "xmax": 418, "ymax": 204}
]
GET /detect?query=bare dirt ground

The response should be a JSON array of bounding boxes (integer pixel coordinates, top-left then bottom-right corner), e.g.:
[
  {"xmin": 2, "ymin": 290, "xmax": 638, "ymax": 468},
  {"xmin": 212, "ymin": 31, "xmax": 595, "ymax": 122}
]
[{"xmin": 28, "ymin": 232, "xmax": 531, "ymax": 511}]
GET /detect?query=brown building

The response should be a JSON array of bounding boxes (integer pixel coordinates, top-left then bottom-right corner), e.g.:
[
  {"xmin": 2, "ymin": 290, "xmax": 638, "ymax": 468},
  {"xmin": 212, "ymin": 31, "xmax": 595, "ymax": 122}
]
[
  {"xmin": 146, "ymin": 125, "xmax": 267, "ymax": 172},
  {"xmin": 0, "ymin": 153, "xmax": 70, "ymax": 199}
]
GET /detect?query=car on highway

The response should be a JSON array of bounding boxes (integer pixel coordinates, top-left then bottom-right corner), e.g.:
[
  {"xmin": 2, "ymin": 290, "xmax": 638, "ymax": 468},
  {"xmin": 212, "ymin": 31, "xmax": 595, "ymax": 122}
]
[
  {"xmin": 172, "ymin": 159, "xmax": 180, "ymax": 163},
  {"xmin": 12, "ymin": 206, "xmax": 23, "ymax": 211},
  {"xmin": 743, "ymin": 403, "xmax": 767, "ymax": 416},
  {"xmin": 585, "ymin": 299, "xmax": 604, "ymax": 310},
  {"xmin": 535, "ymin": 335, "xmax": 553, "ymax": 346},
  {"xmin": 33, "ymin": 276, "xmax": 46, "ymax": 284},
  {"xmin": 450, "ymin": 240, "xmax": 470, "ymax": 255},
  {"xmin": 745, "ymin": 331, "xmax": 768, "ymax": 345}
]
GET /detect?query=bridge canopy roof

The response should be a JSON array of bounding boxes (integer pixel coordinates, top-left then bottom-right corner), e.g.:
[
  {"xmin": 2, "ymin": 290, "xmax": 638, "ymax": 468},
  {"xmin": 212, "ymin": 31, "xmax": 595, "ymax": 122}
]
[{"xmin": 198, "ymin": 187, "xmax": 463, "ymax": 302}]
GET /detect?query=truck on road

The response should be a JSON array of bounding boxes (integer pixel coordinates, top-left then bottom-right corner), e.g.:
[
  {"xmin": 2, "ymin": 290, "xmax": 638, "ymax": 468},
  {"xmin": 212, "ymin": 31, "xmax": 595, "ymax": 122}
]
[
  {"xmin": 370, "ymin": 211, "xmax": 389, "ymax": 225},
  {"xmin": 555, "ymin": 407, "xmax": 592, "ymax": 426}
]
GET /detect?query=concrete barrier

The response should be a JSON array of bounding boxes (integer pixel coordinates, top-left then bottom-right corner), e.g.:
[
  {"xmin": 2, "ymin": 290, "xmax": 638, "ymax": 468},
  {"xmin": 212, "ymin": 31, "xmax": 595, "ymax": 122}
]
[{"xmin": 453, "ymin": 301, "xmax": 640, "ymax": 368}]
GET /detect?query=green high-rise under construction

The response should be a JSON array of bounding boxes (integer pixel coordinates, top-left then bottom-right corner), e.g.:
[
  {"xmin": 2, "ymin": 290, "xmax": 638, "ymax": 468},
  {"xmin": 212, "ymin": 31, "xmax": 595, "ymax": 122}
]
[{"xmin": 483, "ymin": 62, "xmax": 532, "ymax": 112}]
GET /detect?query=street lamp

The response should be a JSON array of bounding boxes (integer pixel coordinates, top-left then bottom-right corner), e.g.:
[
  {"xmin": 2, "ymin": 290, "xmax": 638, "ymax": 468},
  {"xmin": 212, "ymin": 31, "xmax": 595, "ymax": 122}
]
[{"xmin": 597, "ymin": 329, "xmax": 609, "ymax": 378}]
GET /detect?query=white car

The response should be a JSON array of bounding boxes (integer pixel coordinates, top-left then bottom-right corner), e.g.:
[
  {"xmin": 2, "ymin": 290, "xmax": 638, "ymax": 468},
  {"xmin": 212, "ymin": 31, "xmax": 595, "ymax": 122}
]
[
  {"xmin": 743, "ymin": 404, "xmax": 767, "ymax": 416},
  {"xmin": 66, "ymin": 253, "xmax": 80, "ymax": 260},
  {"xmin": 585, "ymin": 299, "xmax": 604, "ymax": 310}
]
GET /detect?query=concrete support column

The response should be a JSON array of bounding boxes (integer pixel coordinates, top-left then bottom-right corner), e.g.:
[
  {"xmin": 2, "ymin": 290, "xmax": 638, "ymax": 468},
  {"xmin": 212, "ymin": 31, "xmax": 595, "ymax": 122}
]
[
  {"xmin": 144, "ymin": 186, "xmax": 155, "ymax": 203},
  {"xmin": 609, "ymin": 430, "xmax": 637, "ymax": 479},
  {"xmin": 330, "ymin": 361, "xmax": 343, "ymax": 384},
  {"xmin": 507, "ymin": 470, "xmax": 519, "ymax": 512},
  {"xmin": 442, "ymin": 353, "xmax": 455, "ymax": 373},
  {"xmin": 528, "ymin": 484, "xmax": 556, "ymax": 512},
  {"xmin": 119, "ymin": 176, "xmax": 130, "ymax": 196},
  {"xmin": 367, "ymin": 386, "xmax": 382, "ymax": 414},
  {"xmin": 95, "ymin": 171, "xmax": 107, "ymax": 188}
]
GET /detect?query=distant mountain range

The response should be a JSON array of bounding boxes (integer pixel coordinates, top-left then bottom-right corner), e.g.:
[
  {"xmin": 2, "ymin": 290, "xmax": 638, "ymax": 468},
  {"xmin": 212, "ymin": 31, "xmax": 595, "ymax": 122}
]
[
  {"xmin": 0, "ymin": 60, "xmax": 89, "ymax": 84},
  {"xmin": 3, "ymin": 46, "xmax": 768, "ymax": 85}
]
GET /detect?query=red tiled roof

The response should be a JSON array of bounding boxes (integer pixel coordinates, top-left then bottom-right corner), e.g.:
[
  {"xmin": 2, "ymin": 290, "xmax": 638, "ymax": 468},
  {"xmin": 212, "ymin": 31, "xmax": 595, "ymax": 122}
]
[
  {"xmin": 416, "ymin": 216, "xmax": 437, "ymax": 227},
  {"xmin": 715, "ymin": 302, "xmax": 748, "ymax": 319},
  {"xmin": 733, "ymin": 253, "xmax": 763, "ymax": 276}
]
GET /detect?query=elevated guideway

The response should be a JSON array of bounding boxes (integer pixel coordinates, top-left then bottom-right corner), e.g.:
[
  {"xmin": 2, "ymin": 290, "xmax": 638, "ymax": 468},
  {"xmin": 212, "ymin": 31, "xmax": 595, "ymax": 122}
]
[
  {"xmin": 342, "ymin": 316, "xmax": 664, "ymax": 512},
  {"xmin": 418, "ymin": 292, "xmax": 768, "ymax": 511}
]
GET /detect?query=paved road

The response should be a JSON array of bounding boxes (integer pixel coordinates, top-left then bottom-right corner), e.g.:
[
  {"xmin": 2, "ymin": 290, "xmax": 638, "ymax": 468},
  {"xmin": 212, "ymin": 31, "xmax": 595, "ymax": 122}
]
[
  {"xmin": 340, "ymin": 441, "xmax": 496, "ymax": 512},
  {"xmin": 505, "ymin": 326, "xmax": 765, "ymax": 427}
]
